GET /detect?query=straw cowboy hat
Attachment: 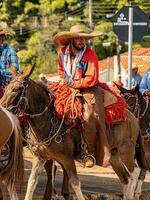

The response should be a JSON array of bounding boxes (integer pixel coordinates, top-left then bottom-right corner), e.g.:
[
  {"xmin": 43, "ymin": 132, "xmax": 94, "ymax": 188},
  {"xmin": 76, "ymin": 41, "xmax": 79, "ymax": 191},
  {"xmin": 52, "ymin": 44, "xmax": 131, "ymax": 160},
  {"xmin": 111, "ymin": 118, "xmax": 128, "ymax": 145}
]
[
  {"xmin": 53, "ymin": 24, "xmax": 102, "ymax": 46},
  {"xmin": 0, "ymin": 22, "xmax": 15, "ymax": 36}
]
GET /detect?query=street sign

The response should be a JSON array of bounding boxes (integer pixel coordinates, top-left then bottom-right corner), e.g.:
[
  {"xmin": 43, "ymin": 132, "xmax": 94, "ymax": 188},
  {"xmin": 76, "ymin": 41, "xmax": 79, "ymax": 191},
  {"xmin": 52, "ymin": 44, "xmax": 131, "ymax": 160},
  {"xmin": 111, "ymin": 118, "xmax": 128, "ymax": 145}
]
[{"xmin": 112, "ymin": 6, "xmax": 149, "ymax": 42}]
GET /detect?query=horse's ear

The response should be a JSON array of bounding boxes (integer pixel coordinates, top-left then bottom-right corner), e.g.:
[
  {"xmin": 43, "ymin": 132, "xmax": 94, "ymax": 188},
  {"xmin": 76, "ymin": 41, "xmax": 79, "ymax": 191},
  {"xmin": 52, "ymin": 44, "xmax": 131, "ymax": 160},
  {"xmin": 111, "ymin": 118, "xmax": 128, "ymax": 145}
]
[
  {"xmin": 135, "ymin": 84, "xmax": 139, "ymax": 92},
  {"xmin": 133, "ymin": 84, "xmax": 139, "ymax": 94},
  {"xmin": 113, "ymin": 82, "xmax": 127, "ymax": 94},
  {"xmin": 23, "ymin": 65, "xmax": 35, "ymax": 79},
  {"xmin": 9, "ymin": 61, "xmax": 19, "ymax": 77}
]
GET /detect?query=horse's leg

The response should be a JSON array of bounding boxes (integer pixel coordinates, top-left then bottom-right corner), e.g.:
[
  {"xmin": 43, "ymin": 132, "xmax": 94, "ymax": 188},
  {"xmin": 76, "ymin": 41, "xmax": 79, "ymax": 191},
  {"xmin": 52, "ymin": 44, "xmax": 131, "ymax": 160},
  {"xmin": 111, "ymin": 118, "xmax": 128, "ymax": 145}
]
[
  {"xmin": 109, "ymin": 148, "xmax": 137, "ymax": 200},
  {"xmin": 45, "ymin": 161, "xmax": 70, "ymax": 200},
  {"xmin": 7, "ymin": 186, "xmax": 18, "ymax": 200},
  {"xmin": 43, "ymin": 160, "xmax": 57, "ymax": 200},
  {"xmin": 0, "ymin": 191, "xmax": 2, "ymax": 200},
  {"xmin": 24, "ymin": 157, "xmax": 46, "ymax": 200},
  {"xmin": 119, "ymin": 142, "xmax": 140, "ymax": 200},
  {"xmin": 134, "ymin": 168, "xmax": 146, "ymax": 200},
  {"xmin": 0, "ymin": 180, "xmax": 4, "ymax": 200},
  {"xmin": 123, "ymin": 162, "xmax": 140, "ymax": 200},
  {"xmin": 0, "ymin": 188, "xmax": 2, "ymax": 200},
  {"xmin": 110, "ymin": 148, "xmax": 129, "ymax": 185},
  {"xmin": 2, "ymin": 179, "xmax": 18, "ymax": 200},
  {"xmin": 60, "ymin": 158, "xmax": 84, "ymax": 200},
  {"xmin": 61, "ymin": 165, "xmax": 70, "ymax": 200}
]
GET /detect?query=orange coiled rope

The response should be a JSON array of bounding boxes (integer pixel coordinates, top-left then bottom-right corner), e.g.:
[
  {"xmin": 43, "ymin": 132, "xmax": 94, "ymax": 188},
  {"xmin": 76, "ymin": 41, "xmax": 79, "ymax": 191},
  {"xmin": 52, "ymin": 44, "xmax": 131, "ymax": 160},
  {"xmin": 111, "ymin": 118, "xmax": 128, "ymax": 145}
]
[{"xmin": 48, "ymin": 82, "xmax": 83, "ymax": 124}]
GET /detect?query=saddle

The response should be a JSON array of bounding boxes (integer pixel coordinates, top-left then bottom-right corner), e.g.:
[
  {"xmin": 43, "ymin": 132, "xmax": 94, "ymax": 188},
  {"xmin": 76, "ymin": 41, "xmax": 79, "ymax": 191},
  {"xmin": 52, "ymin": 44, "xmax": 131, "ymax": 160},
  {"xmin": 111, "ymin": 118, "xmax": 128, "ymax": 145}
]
[
  {"xmin": 48, "ymin": 82, "xmax": 128, "ymax": 127},
  {"xmin": 103, "ymin": 89, "xmax": 117, "ymax": 107}
]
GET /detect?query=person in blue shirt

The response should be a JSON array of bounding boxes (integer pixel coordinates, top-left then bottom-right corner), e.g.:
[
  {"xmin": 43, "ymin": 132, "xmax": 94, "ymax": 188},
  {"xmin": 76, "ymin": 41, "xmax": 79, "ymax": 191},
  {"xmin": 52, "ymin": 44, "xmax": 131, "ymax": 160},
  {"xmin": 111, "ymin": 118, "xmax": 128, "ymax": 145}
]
[
  {"xmin": 124, "ymin": 64, "xmax": 142, "ymax": 88},
  {"xmin": 140, "ymin": 69, "xmax": 150, "ymax": 96},
  {"xmin": 0, "ymin": 25, "xmax": 20, "ymax": 88}
]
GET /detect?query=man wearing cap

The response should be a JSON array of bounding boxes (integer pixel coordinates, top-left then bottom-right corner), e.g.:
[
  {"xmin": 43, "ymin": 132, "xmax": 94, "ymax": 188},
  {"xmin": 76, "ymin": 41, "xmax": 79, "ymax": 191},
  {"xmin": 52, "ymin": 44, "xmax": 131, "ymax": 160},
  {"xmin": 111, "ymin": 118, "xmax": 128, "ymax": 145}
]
[
  {"xmin": 140, "ymin": 68, "xmax": 150, "ymax": 96},
  {"xmin": 0, "ymin": 24, "xmax": 20, "ymax": 89},
  {"xmin": 53, "ymin": 24, "xmax": 110, "ymax": 168},
  {"xmin": 124, "ymin": 64, "xmax": 142, "ymax": 88}
]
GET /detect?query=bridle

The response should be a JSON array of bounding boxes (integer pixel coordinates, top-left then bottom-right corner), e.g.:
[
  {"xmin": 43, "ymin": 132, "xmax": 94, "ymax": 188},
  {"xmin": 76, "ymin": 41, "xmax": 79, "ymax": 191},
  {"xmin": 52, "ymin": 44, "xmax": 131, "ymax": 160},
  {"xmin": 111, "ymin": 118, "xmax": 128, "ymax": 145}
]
[
  {"xmin": 122, "ymin": 92, "xmax": 149, "ymax": 119},
  {"xmin": 122, "ymin": 92, "xmax": 150, "ymax": 142},
  {"xmin": 7, "ymin": 78, "xmax": 53, "ymax": 118},
  {"xmin": 7, "ymin": 78, "xmax": 29, "ymax": 114},
  {"xmin": 122, "ymin": 92, "xmax": 140, "ymax": 117},
  {"xmin": 139, "ymin": 96, "xmax": 149, "ymax": 119}
]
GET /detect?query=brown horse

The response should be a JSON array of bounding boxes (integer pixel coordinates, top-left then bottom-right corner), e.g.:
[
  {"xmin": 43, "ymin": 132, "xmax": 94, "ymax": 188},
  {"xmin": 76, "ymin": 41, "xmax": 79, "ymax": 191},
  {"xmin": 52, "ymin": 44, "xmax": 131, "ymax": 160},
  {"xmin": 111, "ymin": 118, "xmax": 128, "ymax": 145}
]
[
  {"xmin": 114, "ymin": 83, "xmax": 150, "ymax": 200},
  {"xmin": 0, "ymin": 106, "xmax": 24, "ymax": 200},
  {"xmin": 0, "ymin": 76, "xmax": 54, "ymax": 200},
  {"xmin": 0, "ymin": 66, "xmax": 140, "ymax": 200}
]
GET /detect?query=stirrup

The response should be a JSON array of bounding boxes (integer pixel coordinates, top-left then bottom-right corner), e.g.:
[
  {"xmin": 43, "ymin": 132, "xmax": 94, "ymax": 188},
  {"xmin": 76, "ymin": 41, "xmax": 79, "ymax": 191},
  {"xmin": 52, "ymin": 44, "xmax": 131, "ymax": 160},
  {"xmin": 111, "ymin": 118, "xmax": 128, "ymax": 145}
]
[{"xmin": 83, "ymin": 154, "xmax": 96, "ymax": 168}]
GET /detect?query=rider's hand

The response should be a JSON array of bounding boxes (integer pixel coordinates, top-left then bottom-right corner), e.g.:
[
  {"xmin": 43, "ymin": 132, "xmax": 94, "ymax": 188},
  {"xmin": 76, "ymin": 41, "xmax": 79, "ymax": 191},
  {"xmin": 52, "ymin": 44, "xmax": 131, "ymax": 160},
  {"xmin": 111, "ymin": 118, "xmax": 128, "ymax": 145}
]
[
  {"xmin": 59, "ymin": 79, "xmax": 66, "ymax": 85},
  {"xmin": 59, "ymin": 71, "xmax": 65, "ymax": 79},
  {"xmin": 70, "ymin": 87, "xmax": 75, "ymax": 93}
]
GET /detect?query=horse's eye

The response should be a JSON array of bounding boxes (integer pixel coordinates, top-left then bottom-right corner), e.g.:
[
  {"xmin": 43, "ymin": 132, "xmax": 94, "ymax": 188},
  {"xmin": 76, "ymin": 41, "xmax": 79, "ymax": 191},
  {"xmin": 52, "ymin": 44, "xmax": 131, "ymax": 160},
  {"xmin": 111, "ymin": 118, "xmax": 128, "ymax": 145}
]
[
  {"xmin": 123, "ymin": 95, "xmax": 129, "ymax": 101},
  {"xmin": 12, "ymin": 87, "xmax": 20, "ymax": 92}
]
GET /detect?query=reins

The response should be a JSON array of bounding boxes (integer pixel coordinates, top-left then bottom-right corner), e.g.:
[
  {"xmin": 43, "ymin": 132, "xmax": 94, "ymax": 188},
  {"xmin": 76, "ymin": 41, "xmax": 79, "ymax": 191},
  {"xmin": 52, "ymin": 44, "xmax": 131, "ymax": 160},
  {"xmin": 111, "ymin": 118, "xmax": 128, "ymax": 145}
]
[
  {"xmin": 8, "ymin": 78, "xmax": 53, "ymax": 118},
  {"xmin": 123, "ymin": 91, "xmax": 150, "ymax": 142},
  {"xmin": 18, "ymin": 98, "xmax": 53, "ymax": 118},
  {"xmin": 122, "ymin": 92, "xmax": 140, "ymax": 117},
  {"xmin": 139, "ymin": 96, "xmax": 149, "ymax": 119},
  {"xmin": 25, "ymin": 87, "xmax": 80, "ymax": 147}
]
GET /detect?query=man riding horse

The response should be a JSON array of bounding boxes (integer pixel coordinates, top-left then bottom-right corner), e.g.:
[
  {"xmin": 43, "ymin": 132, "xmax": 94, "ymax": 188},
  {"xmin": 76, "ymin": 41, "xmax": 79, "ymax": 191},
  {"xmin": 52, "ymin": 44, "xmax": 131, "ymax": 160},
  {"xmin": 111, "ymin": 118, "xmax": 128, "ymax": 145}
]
[
  {"xmin": 0, "ymin": 23, "xmax": 20, "ymax": 91},
  {"xmin": 53, "ymin": 24, "xmax": 110, "ymax": 168},
  {"xmin": 140, "ymin": 68, "xmax": 150, "ymax": 97}
]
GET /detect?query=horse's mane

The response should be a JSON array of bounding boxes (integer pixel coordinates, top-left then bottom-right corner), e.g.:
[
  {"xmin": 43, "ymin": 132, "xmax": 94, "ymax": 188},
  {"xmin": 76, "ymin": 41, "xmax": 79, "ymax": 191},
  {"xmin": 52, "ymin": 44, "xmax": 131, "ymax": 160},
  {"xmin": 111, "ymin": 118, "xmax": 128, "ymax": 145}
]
[
  {"xmin": 35, "ymin": 80, "xmax": 53, "ymax": 97},
  {"xmin": 132, "ymin": 85, "xmax": 147, "ymax": 104}
]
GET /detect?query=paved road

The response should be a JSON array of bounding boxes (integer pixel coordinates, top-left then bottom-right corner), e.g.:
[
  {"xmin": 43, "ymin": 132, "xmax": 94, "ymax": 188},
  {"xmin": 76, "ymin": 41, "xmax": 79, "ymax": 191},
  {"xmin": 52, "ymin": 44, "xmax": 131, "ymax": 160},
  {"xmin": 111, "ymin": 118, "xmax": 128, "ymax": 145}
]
[{"xmin": 2, "ymin": 156, "xmax": 150, "ymax": 200}]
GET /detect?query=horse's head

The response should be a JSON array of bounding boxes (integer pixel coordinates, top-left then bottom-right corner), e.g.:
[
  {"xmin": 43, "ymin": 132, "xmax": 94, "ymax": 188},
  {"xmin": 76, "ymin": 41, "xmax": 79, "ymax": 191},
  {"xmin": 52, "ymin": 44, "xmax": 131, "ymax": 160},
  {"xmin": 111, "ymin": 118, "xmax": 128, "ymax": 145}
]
[
  {"xmin": 0, "ymin": 64, "xmax": 35, "ymax": 112},
  {"xmin": 113, "ymin": 82, "xmax": 139, "ymax": 114}
]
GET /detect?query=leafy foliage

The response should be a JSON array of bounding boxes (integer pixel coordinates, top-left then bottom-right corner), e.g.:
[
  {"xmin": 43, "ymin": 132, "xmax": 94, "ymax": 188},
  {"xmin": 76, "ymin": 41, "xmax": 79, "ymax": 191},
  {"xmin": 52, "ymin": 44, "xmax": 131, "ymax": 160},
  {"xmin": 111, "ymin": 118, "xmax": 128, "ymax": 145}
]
[{"xmin": 0, "ymin": 0, "xmax": 149, "ymax": 79}]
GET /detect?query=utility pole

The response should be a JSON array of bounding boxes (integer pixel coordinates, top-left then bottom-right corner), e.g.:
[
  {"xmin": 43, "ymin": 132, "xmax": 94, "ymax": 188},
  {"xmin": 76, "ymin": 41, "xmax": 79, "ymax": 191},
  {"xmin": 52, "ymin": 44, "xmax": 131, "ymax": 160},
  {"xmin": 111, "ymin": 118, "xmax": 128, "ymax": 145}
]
[
  {"xmin": 19, "ymin": 24, "xmax": 22, "ymax": 35},
  {"xmin": 34, "ymin": 16, "xmax": 38, "ymax": 28},
  {"xmin": 44, "ymin": 15, "xmax": 48, "ymax": 28},
  {"xmin": 89, "ymin": 0, "xmax": 92, "ymax": 27},
  {"xmin": 88, "ymin": 0, "xmax": 94, "ymax": 49},
  {"xmin": 116, "ymin": 37, "xmax": 121, "ymax": 78}
]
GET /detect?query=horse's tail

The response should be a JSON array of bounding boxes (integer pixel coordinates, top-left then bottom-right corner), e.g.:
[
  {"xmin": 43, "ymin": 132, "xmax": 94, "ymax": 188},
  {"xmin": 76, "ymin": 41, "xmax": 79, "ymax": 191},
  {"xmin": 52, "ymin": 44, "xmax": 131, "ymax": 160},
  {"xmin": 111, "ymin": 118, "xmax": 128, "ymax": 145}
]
[
  {"xmin": 0, "ymin": 113, "xmax": 24, "ymax": 191},
  {"xmin": 135, "ymin": 133, "xmax": 150, "ymax": 170}
]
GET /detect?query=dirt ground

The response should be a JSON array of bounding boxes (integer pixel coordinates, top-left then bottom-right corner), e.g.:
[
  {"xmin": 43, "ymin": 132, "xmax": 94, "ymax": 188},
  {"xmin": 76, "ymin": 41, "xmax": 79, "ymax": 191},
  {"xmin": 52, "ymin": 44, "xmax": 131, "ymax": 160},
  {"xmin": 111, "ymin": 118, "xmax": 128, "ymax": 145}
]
[{"xmin": 2, "ymin": 148, "xmax": 150, "ymax": 200}]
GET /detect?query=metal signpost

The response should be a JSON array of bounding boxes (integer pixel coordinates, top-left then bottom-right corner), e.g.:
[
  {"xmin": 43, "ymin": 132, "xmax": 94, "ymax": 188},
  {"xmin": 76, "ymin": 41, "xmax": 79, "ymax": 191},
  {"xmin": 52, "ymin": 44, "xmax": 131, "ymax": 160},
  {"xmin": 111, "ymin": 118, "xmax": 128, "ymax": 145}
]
[
  {"xmin": 112, "ymin": 6, "xmax": 149, "ymax": 89},
  {"xmin": 128, "ymin": 7, "xmax": 133, "ymax": 89}
]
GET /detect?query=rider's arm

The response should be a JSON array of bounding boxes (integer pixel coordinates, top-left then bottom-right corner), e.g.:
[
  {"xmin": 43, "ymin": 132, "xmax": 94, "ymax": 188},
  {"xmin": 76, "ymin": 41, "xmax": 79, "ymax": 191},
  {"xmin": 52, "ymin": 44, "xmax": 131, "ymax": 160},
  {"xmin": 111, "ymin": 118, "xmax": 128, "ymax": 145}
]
[{"xmin": 72, "ymin": 50, "xmax": 99, "ymax": 89}]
